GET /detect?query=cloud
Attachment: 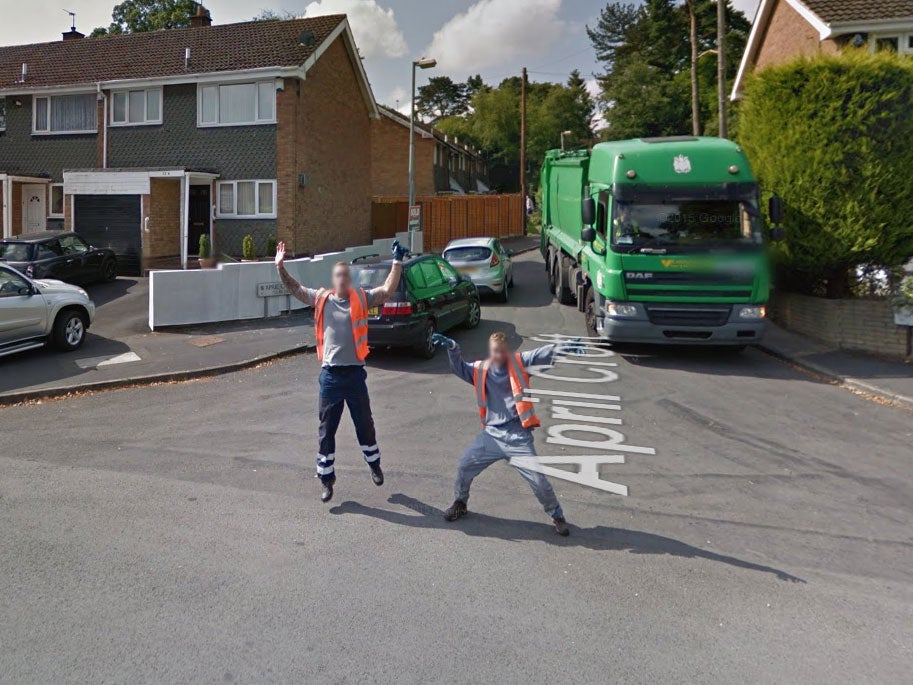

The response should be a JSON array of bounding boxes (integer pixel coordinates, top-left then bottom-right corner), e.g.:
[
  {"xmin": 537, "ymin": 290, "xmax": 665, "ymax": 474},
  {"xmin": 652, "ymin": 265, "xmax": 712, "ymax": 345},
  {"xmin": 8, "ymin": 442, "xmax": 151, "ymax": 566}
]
[
  {"xmin": 383, "ymin": 86, "xmax": 410, "ymax": 114},
  {"xmin": 303, "ymin": 0, "xmax": 407, "ymax": 58},
  {"xmin": 427, "ymin": 0, "xmax": 565, "ymax": 74}
]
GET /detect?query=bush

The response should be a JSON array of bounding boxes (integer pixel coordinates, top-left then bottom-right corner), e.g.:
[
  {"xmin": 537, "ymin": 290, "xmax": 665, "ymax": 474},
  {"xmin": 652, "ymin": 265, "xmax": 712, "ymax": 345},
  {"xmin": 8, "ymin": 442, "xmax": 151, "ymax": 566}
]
[
  {"xmin": 198, "ymin": 233, "xmax": 211, "ymax": 259},
  {"xmin": 266, "ymin": 235, "xmax": 278, "ymax": 258},
  {"xmin": 738, "ymin": 51, "xmax": 913, "ymax": 297},
  {"xmin": 242, "ymin": 234, "xmax": 256, "ymax": 261}
]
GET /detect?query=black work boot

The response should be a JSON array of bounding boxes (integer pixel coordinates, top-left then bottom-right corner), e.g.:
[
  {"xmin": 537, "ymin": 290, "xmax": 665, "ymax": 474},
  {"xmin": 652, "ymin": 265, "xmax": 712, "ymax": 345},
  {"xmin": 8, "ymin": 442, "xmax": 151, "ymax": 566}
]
[
  {"xmin": 552, "ymin": 516, "xmax": 570, "ymax": 537},
  {"xmin": 444, "ymin": 500, "xmax": 468, "ymax": 522},
  {"xmin": 369, "ymin": 461, "xmax": 384, "ymax": 486},
  {"xmin": 320, "ymin": 475, "xmax": 336, "ymax": 503}
]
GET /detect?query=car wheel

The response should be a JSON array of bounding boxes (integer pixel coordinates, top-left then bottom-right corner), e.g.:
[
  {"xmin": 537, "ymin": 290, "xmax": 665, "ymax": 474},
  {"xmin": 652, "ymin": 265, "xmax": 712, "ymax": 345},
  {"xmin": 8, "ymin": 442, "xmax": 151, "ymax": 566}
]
[
  {"xmin": 414, "ymin": 320, "xmax": 437, "ymax": 359},
  {"xmin": 102, "ymin": 259, "xmax": 117, "ymax": 282},
  {"xmin": 498, "ymin": 282, "xmax": 509, "ymax": 303},
  {"xmin": 52, "ymin": 309, "xmax": 88, "ymax": 352},
  {"xmin": 556, "ymin": 256, "xmax": 575, "ymax": 305},
  {"xmin": 508, "ymin": 269, "xmax": 515, "ymax": 288},
  {"xmin": 464, "ymin": 298, "xmax": 481, "ymax": 329},
  {"xmin": 584, "ymin": 287, "xmax": 599, "ymax": 338}
]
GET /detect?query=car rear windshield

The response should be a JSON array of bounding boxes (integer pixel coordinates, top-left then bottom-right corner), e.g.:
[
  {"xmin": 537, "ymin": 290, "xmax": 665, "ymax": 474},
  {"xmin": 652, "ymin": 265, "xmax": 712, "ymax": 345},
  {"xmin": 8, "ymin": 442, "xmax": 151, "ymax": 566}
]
[
  {"xmin": 0, "ymin": 243, "xmax": 32, "ymax": 261},
  {"xmin": 350, "ymin": 264, "xmax": 392, "ymax": 289},
  {"xmin": 443, "ymin": 246, "xmax": 492, "ymax": 262}
]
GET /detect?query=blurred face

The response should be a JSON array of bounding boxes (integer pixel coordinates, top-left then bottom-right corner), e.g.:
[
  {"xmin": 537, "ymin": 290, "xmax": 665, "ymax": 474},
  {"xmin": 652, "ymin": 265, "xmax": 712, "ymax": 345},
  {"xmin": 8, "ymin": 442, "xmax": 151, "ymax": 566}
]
[
  {"xmin": 488, "ymin": 338, "xmax": 510, "ymax": 367},
  {"xmin": 332, "ymin": 263, "xmax": 352, "ymax": 295}
]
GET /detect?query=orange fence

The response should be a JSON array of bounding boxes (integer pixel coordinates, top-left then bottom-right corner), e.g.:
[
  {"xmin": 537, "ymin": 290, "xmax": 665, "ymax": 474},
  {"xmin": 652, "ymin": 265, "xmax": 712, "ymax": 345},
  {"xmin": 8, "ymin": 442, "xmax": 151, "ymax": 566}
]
[{"xmin": 371, "ymin": 194, "xmax": 525, "ymax": 252}]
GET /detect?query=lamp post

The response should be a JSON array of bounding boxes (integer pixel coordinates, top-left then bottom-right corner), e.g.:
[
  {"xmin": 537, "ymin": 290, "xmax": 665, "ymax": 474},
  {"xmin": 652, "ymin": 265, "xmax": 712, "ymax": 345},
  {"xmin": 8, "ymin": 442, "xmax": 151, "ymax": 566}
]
[
  {"xmin": 408, "ymin": 57, "xmax": 436, "ymax": 251},
  {"xmin": 560, "ymin": 130, "xmax": 573, "ymax": 151}
]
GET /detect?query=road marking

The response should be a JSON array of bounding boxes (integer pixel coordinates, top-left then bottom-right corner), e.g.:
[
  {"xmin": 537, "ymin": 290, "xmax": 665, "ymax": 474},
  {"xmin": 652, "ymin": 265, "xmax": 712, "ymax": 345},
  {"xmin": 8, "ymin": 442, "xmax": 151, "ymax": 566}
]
[{"xmin": 75, "ymin": 351, "xmax": 141, "ymax": 370}]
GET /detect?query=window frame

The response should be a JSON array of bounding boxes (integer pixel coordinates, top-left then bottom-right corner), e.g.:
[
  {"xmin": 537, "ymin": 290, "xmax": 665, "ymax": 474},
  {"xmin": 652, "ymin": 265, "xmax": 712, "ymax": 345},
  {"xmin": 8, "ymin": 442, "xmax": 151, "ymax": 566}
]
[
  {"xmin": 215, "ymin": 180, "xmax": 277, "ymax": 219},
  {"xmin": 110, "ymin": 87, "xmax": 163, "ymax": 127},
  {"xmin": 48, "ymin": 184, "xmax": 65, "ymax": 219},
  {"xmin": 197, "ymin": 80, "xmax": 277, "ymax": 128},
  {"xmin": 870, "ymin": 32, "xmax": 913, "ymax": 55},
  {"xmin": 32, "ymin": 92, "xmax": 97, "ymax": 135},
  {"xmin": 0, "ymin": 97, "xmax": 6, "ymax": 133}
]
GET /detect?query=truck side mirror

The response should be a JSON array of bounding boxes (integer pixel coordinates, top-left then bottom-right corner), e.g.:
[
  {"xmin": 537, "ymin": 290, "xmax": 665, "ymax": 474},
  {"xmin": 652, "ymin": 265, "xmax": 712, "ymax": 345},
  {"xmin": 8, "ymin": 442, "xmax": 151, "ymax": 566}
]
[
  {"xmin": 581, "ymin": 197, "xmax": 596, "ymax": 226},
  {"xmin": 768, "ymin": 194, "xmax": 783, "ymax": 224},
  {"xmin": 581, "ymin": 227, "xmax": 597, "ymax": 243}
]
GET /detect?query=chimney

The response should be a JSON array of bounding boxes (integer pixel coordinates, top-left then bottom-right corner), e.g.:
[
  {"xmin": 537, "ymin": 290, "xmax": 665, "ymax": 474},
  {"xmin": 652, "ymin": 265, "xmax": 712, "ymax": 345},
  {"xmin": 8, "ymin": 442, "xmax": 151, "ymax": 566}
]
[
  {"xmin": 190, "ymin": 5, "xmax": 212, "ymax": 28},
  {"xmin": 62, "ymin": 28, "xmax": 85, "ymax": 40}
]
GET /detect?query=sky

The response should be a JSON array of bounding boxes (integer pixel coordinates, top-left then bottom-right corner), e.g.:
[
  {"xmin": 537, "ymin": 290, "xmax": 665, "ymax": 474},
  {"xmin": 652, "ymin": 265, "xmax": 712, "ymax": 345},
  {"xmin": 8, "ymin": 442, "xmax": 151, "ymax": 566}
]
[{"xmin": 0, "ymin": 0, "xmax": 761, "ymax": 111}]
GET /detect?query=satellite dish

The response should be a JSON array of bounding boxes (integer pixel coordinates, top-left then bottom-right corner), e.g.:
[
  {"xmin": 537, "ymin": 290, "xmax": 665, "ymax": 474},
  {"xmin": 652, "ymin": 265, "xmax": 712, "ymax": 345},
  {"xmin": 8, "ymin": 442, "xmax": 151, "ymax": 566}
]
[{"xmin": 299, "ymin": 30, "xmax": 315, "ymax": 47}]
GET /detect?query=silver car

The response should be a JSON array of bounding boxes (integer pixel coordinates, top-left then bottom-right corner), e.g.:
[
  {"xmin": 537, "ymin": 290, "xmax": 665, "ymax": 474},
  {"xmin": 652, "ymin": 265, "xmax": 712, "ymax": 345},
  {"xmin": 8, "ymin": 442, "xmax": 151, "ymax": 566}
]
[
  {"xmin": 442, "ymin": 237, "xmax": 514, "ymax": 302},
  {"xmin": 0, "ymin": 264, "xmax": 96, "ymax": 358}
]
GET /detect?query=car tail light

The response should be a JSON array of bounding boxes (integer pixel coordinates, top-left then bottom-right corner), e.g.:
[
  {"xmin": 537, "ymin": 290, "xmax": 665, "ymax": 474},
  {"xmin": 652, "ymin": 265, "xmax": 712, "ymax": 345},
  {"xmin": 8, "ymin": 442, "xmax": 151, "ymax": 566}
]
[
  {"xmin": 382, "ymin": 301, "xmax": 413, "ymax": 316},
  {"xmin": 490, "ymin": 252, "xmax": 500, "ymax": 267}
]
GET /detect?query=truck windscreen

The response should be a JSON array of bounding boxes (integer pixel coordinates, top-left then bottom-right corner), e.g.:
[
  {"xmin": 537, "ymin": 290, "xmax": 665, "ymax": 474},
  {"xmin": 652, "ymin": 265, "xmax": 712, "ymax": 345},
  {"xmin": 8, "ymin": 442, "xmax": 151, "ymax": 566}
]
[{"xmin": 612, "ymin": 200, "xmax": 762, "ymax": 252}]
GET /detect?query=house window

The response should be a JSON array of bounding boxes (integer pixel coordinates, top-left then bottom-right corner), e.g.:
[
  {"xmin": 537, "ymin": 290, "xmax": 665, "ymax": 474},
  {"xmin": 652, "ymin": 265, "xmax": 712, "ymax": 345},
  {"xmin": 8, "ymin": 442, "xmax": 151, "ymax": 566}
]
[
  {"xmin": 0, "ymin": 98, "xmax": 6, "ymax": 132},
  {"xmin": 198, "ymin": 81, "xmax": 276, "ymax": 126},
  {"xmin": 48, "ymin": 184, "xmax": 64, "ymax": 218},
  {"xmin": 216, "ymin": 180, "xmax": 276, "ymax": 218},
  {"xmin": 875, "ymin": 36, "xmax": 900, "ymax": 52},
  {"xmin": 111, "ymin": 88, "xmax": 162, "ymax": 125},
  {"xmin": 33, "ymin": 93, "xmax": 96, "ymax": 134}
]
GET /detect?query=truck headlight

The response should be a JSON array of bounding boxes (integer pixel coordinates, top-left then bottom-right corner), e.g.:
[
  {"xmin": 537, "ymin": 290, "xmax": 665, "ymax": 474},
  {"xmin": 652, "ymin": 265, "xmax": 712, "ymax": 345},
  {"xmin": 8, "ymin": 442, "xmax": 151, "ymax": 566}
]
[
  {"xmin": 605, "ymin": 302, "xmax": 639, "ymax": 318},
  {"xmin": 737, "ymin": 305, "xmax": 766, "ymax": 320}
]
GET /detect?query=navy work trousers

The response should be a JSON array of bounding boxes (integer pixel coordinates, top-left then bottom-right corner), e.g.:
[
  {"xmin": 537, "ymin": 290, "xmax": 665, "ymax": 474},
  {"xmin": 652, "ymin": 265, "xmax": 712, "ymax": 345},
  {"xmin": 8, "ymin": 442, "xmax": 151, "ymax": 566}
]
[{"xmin": 316, "ymin": 366, "xmax": 379, "ymax": 483}]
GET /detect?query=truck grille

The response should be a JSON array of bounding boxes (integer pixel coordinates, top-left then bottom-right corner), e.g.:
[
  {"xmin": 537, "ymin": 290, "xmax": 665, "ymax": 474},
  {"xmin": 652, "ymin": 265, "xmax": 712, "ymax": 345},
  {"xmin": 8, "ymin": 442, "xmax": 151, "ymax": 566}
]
[
  {"xmin": 624, "ymin": 271, "xmax": 753, "ymax": 286},
  {"xmin": 645, "ymin": 305, "xmax": 731, "ymax": 327}
]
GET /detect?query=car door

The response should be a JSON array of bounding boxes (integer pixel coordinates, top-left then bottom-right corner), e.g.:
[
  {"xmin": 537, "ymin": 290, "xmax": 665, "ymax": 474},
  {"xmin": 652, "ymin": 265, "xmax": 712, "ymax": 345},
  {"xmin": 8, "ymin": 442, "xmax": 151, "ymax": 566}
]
[
  {"xmin": 34, "ymin": 240, "xmax": 67, "ymax": 280},
  {"xmin": 57, "ymin": 234, "xmax": 89, "ymax": 283},
  {"xmin": 418, "ymin": 259, "xmax": 454, "ymax": 329},
  {"xmin": 0, "ymin": 267, "xmax": 47, "ymax": 344},
  {"xmin": 435, "ymin": 258, "xmax": 469, "ymax": 326},
  {"xmin": 77, "ymin": 235, "xmax": 106, "ymax": 279}
]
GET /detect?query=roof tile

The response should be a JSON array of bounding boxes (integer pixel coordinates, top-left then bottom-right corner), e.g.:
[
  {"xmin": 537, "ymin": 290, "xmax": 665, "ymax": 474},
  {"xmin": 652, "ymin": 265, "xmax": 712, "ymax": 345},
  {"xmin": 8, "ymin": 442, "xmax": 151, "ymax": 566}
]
[{"xmin": 800, "ymin": 0, "xmax": 913, "ymax": 25}]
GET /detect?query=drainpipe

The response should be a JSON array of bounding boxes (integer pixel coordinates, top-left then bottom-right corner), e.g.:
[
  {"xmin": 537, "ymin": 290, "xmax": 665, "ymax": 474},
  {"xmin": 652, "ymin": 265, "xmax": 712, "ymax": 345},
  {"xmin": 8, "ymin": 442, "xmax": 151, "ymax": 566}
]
[
  {"xmin": 97, "ymin": 83, "xmax": 108, "ymax": 169},
  {"xmin": 1, "ymin": 175, "xmax": 10, "ymax": 239}
]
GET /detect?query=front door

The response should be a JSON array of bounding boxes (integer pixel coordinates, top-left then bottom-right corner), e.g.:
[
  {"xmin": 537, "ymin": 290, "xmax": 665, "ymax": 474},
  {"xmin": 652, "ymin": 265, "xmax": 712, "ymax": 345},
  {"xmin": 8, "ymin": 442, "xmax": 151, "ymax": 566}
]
[
  {"xmin": 21, "ymin": 185, "xmax": 47, "ymax": 233},
  {"xmin": 188, "ymin": 186, "xmax": 211, "ymax": 256}
]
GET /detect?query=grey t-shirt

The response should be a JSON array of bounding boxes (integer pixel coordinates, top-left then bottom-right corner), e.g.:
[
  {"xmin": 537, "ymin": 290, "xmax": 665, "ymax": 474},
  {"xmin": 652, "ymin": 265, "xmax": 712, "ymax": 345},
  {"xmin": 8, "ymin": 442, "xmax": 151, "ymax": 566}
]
[{"xmin": 304, "ymin": 288, "xmax": 384, "ymax": 367}]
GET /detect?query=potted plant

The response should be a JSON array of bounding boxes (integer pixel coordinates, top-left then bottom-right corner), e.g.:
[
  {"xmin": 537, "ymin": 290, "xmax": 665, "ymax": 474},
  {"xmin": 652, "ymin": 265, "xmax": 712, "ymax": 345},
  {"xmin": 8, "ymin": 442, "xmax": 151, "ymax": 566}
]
[
  {"xmin": 266, "ymin": 235, "xmax": 278, "ymax": 261},
  {"xmin": 198, "ymin": 234, "xmax": 216, "ymax": 269},
  {"xmin": 241, "ymin": 234, "xmax": 257, "ymax": 262}
]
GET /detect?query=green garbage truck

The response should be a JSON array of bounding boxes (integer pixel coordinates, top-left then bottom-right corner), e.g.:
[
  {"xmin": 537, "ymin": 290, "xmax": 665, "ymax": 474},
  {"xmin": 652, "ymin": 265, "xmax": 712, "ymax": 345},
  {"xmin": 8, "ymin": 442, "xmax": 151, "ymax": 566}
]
[{"xmin": 540, "ymin": 136, "xmax": 781, "ymax": 347}]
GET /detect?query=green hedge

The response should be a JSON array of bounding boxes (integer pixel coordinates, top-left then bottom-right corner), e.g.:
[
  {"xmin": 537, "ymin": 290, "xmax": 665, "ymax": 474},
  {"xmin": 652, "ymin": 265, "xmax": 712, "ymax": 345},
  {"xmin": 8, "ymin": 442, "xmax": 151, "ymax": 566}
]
[{"xmin": 738, "ymin": 51, "xmax": 913, "ymax": 297}]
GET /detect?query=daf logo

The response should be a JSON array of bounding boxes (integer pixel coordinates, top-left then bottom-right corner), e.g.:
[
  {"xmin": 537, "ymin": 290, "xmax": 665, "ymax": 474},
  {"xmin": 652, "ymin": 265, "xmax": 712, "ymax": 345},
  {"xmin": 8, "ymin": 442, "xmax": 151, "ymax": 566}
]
[
  {"xmin": 627, "ymin": 272, "xmax": 654, "ymax": 280},
  {"xmin": 673, "ymin": 154, "xmax": 692, "ymax": 174}
]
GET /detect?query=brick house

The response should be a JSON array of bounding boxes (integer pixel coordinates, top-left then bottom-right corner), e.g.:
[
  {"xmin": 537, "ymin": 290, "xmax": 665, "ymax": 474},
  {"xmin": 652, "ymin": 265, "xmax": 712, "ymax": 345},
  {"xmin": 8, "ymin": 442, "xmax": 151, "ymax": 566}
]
[
  {"xmin": 370, "ymin": 105, "xmax": 490, "ymax": 198},
  {"xmin": 0, "ymin": 11, "xmax": 378, "ymax": 273},
  {"xmin": 732, "ymin": 0, "xmax": 913, "ymax": 98}
]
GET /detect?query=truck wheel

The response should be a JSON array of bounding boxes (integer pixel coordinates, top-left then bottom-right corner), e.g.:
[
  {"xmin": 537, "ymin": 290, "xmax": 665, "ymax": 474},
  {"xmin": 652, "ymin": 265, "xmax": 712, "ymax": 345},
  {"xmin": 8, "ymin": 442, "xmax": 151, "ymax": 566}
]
[
  {"xmin": 584, "ymin": 288, "xmax": 599, "ymax": 338},
  {"xmin": 556, "ymin": 256, "xmax": 575, "ymax": 306},
  {"xmin": 546, "ymin": 251, "xmax": 557, "ymax": 294},
  {"xmin": 52, "ymin": 308, "xmax": 88, "ymax": 352}
]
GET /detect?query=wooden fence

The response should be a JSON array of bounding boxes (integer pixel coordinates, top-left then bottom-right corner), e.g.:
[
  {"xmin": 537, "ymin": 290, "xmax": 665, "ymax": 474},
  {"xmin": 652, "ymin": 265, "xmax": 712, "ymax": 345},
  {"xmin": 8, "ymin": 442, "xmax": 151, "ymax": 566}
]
[{"xmin": 371, "ymin": 194, "xmax": 524, "ymax": 252}]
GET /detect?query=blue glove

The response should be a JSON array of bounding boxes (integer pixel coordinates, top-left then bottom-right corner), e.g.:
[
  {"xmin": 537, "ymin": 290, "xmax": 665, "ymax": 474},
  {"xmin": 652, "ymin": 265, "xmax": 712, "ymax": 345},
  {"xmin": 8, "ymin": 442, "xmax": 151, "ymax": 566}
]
[
  {"xmin": 431, "ymin": 333, "xmax": 456, "ymax": 349},
  {"xmin": 561, "ymin": 337, "xmax": 587, "ymax": 355},
  {"xmin": 391, "ymin": 239, "xmax": 408, "ymax": 261}
]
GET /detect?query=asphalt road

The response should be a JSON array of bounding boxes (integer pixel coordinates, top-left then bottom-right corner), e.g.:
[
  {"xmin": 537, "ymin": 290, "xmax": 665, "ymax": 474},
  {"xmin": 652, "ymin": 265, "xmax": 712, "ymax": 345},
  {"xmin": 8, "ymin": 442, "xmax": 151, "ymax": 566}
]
[{"xmin": 1, "ymin": 252, "xmax": 911, "ymax": 683}]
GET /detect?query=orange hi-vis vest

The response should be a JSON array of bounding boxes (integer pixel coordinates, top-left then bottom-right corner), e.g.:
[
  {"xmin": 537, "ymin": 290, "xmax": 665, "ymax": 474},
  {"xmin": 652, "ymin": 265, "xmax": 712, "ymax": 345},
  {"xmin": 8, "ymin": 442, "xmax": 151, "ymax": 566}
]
[
  {"xmin": 314, "ymin": 287, "xmax": 370, "ymax": 362},
  {"xmin": 473, "ymin": 353, "xmax": 541, "ymax": 430}
]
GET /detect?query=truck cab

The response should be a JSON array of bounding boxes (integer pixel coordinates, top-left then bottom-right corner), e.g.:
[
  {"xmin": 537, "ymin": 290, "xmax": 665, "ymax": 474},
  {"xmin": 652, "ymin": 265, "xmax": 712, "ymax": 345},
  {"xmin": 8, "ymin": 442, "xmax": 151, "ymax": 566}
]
[{"xmin": 541, "ymin": 136, "xmax": 776, "ymax": 347}]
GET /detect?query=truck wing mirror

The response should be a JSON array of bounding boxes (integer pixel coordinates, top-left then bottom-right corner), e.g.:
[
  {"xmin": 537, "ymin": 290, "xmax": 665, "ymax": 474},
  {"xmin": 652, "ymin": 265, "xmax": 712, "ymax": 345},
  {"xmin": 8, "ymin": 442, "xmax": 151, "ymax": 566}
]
[
  {"xmin": 581, "ymin": 197, "xmax": 596, "ymax": 226},
  {"xmin": 581, "ymin": 227, "xmax": 597, "ymax": 243},
  {"xmin": 768, "ymin": 194, "xmax": 783, "ymax": 224}
]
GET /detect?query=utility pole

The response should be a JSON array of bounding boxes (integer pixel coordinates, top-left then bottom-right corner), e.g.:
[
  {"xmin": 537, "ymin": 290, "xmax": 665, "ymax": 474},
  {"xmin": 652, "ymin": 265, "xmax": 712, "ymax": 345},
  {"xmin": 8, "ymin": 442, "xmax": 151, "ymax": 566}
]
[
  {"xmin": 717, "ymin": 0, "xmax": 728, "ymax": 138},
  {"xmin": 687, "ymin": 0, "xmax": 700, "ymax": 136},
  {"xmin": 520, "ymin": 66, "xmax": 528, "ymax": 235}
]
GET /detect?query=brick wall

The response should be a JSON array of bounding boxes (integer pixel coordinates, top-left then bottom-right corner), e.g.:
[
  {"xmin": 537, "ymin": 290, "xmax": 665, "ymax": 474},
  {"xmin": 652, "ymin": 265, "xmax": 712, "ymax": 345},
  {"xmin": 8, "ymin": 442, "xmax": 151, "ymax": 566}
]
[
  {"xmin": 773, "ymin": 292, "xmax": 912, "ymax": 360},
  {"xmin": 276, "ymin": 36, "xmax": 372, "ymax": 256},
  {"xmin": 370, "ymin": 115, "xmax": 436, "ymax": 197},
  {"xmin": 755, "ymin": 0, "xmax": 839, "ymax": 70},
  {"xmin": 143, "ymin": 178, "xmax": 181, "ymax": 260}
]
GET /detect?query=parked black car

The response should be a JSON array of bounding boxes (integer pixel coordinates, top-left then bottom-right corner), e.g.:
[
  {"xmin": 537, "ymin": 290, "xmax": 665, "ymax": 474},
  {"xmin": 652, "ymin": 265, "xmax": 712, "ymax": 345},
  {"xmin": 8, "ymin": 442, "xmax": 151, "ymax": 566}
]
[
  {"xmin": 350, "ymin": 253, "xmax": 481, "ymax": 358},
  {"xmin": 0, "ymin": 232, "xmax": 117, "ymax": 285}
]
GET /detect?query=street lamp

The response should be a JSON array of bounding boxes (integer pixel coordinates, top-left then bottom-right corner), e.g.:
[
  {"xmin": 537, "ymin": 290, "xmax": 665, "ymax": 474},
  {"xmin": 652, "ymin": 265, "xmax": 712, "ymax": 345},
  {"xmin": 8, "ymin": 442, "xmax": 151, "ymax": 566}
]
[
  {"xmin": 408, "ymin": 57, "xmax": 436, "ymax": 251},
  {"xmin": 560, "ymin": 130, "xmax": 573, "ymax": 151}
]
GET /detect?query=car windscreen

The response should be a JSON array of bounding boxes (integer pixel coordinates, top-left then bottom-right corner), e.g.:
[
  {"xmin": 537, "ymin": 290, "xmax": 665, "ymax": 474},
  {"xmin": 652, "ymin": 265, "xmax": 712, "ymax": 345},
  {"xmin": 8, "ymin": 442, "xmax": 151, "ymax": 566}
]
[
  {"xmin": 443, "ymin": 246, "xmax": 492, "ymax": 263},
  {"xmin": 350, "ymin": 264, "xmax": 392, "ymax": 290},
  {"xmin": 0, "ymin": 243, "xmax": 32, "ymax": 262}
]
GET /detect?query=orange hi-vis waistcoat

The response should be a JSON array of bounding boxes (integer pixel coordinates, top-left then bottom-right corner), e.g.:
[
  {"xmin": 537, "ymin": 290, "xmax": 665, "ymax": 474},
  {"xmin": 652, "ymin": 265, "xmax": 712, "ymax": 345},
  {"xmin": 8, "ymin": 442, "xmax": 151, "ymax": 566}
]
[
  {"xmin": 314, "ymin": 287, "xmax": 370, "ymax": 363},
  {"xmin": 472, "ymin": 353, "xmax": 541, "ymax": 430}
]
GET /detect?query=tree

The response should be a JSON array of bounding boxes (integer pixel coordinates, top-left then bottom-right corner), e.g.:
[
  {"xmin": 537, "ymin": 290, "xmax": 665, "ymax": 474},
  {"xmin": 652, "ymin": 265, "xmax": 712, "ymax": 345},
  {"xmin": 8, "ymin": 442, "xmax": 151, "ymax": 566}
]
[
  {"xmin": 738, "ymin": 52, "xmax": 913, "ymax": 297},
  {"xmin": 567, "ymin": 70, "xmax": 596, "ymax": 139},
  {"xmin": 685, "ymin": 0, "xmax": 700, "ymax": 135},
  {"xmin": 91, "ymin": 0, "xmax": 200, "ymax": 37},
  {"xmin": 465, "ymin": 74, "xmax": 489, "ymax": 97},
  {"xmin": 252, "ymin": 9, "xmax": 295, "ymax": 21},
  {"xmin": 415, "ymin": 77, "xmax": 469, "ymax": 123}
]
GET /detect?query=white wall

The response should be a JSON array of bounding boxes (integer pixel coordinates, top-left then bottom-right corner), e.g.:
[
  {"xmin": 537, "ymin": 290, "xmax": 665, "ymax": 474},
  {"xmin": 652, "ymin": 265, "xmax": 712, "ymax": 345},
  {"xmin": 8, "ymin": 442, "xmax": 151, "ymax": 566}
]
[{"xmin": 149, "ymin": 232, "xmax": 419, "ymax": 329}]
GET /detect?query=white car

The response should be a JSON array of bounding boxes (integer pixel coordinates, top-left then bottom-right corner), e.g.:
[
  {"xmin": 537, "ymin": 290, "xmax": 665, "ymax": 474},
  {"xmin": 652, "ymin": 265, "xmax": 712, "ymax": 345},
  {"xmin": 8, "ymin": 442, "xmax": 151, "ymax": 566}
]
[
  {"xmin": 0, "ymin": 264, "xmax": 96, "ymax": 358},
  {"xmin": 442, "ymin": 237, "xmax": 514, "ymax": 303}
]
